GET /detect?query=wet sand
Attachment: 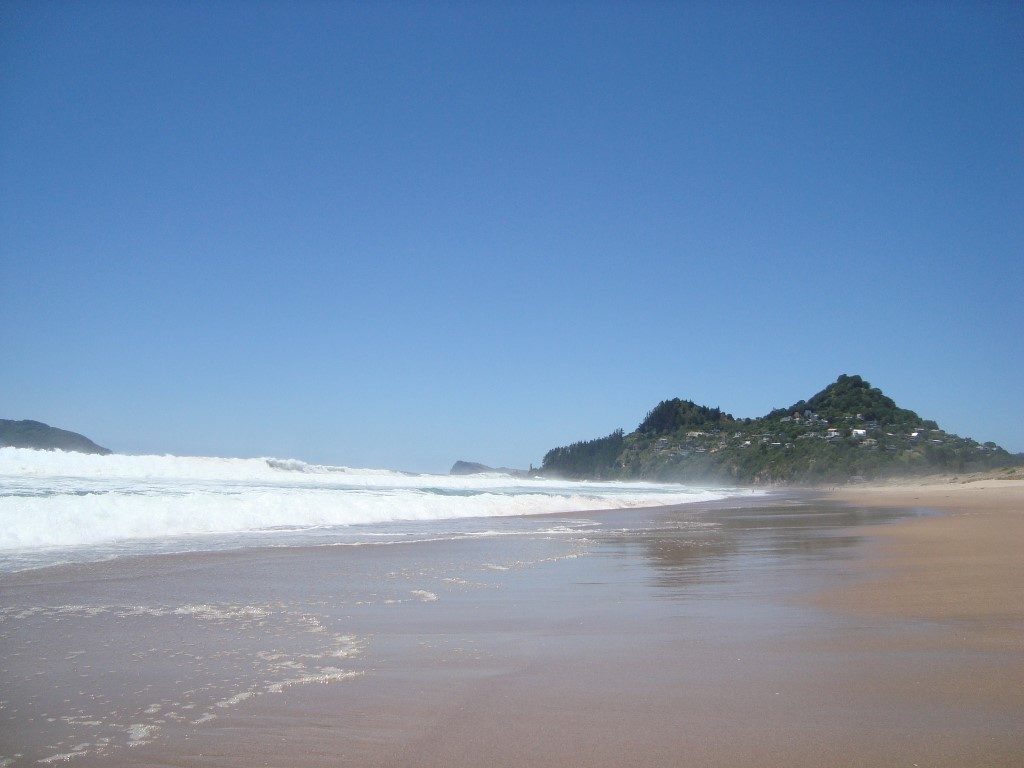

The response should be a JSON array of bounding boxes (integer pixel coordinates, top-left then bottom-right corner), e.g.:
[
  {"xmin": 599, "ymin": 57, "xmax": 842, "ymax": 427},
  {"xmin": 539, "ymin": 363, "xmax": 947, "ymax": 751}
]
[
  {"xmin": 821, "ymin": 478, "xmax": 1024, "ymax": 645},
  {"xmin": 2, "ymin": 488, "xmax": 1022, "ymax": 766}
]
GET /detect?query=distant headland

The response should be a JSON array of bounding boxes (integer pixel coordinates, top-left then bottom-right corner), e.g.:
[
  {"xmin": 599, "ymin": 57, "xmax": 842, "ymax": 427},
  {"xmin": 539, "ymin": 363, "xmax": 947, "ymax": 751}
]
[
  {"xmin": 0, "ymin": 419, "xmax": 110, "ymax": 455},
  {"xmin": 449, "ymin": 460, "xmax": 532, "ymax": 478},
  {"xmin": 538, "ymin": 374, "xmax": 1021, "ymax": 485}
]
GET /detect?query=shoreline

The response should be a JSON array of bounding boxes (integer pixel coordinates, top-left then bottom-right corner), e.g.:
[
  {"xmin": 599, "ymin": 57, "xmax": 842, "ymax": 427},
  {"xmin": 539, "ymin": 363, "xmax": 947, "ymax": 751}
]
[
  {"xmin": 2, "ymin": 483, "xmax": 1022, "ymax": 766},
  {"xmin": 0, "ymin": 486, "xmax": 772, "ymax": 580}
]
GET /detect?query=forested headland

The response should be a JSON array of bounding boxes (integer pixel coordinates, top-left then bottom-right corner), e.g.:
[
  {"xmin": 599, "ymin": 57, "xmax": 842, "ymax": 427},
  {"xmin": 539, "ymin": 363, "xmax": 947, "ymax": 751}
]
[{"xmin": 541, "ymin": 375, "xmax": 1020, "ymax": 485}]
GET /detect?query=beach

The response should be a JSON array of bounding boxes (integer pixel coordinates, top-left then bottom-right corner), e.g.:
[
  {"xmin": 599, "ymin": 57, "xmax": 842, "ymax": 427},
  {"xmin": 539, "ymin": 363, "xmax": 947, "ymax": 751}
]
[
  {"xmin": 820, "ymin": 477, "xmax": 1024, "ymax": 647},
  {"xmin": 1, "ymin": 480, "xmax": 1022, "ymax": 766}
]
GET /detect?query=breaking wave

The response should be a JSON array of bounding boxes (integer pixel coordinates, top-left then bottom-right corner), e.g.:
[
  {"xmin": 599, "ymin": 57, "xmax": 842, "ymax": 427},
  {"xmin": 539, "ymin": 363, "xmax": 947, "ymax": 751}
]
[{"xmin": 0, "ymin": 448, "xmax": 747, "ymax": 553}]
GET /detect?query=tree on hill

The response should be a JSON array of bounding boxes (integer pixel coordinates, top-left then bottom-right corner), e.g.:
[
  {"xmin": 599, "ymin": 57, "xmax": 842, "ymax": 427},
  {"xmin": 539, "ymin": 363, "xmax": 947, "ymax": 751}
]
[
  {"xmin": 769, "ymin": 374, "xmax": 923, "ymax": 426},
  {"xmin": 637, "ymin": 399, "xmax": 734, "ymax": 436},
  {"xmin": 541, "ymin": 429, "xmax": 624, "ymax": 478}
]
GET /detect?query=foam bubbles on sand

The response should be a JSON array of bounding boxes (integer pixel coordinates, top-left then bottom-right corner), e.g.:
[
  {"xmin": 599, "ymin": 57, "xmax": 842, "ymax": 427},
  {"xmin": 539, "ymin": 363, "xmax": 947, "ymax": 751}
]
[
  {"xmin": 329, "ymin": 634, "xmax": 368, "ymax": 659},
  {"xmin": 126, "ymin": 723, "xmax": 155, "ymax": 747},
  {"xmin": 2, "ymin": 599, "xmax": 368, "ymax": 765},
  {"xmin": 265, "ymin": 668, "xmax": 362, "ymax": 694},
  {"xmin": 214, "ymin": 691, "xmax": 257, "ymax": 709}
]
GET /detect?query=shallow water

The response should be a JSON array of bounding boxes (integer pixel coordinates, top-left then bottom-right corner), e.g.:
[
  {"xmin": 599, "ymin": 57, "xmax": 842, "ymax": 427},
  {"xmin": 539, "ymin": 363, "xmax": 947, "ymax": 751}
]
[{"xmin": 0, "ymin": 492, "xmax": 941, "ymax": 766}]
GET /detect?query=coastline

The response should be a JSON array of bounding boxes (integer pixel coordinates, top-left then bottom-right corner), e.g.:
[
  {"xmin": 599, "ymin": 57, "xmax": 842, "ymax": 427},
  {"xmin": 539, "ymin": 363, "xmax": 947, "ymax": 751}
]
[{"xmin": 2, "ymin": 484, "xmax": 1022, "ymax": 766}]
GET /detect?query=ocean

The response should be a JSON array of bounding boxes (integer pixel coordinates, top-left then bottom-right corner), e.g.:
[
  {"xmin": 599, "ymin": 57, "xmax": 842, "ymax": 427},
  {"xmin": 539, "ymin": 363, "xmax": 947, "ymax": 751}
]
[{"xmin": 0, "ymin": 447, "xmax": 749, "ymax": 572}]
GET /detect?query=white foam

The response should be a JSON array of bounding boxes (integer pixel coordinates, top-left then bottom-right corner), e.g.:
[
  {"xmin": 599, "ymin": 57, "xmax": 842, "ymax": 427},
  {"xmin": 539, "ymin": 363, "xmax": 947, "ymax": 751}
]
[
  {"xmin": 0, "ymin": 447, "xmax": 750, "ymax": 553},
  {"xmin": 38, "ymin": 749, "xmax": 88, "ymax": 764},
  {"xmin": 265, "ymin": 668, "xmax": 362, "ymax": 693},
  {"xmin": 215, "ymin": 691, "xmax": 256, "ymax": 708},
  {"xmin": 126, "ymin": 723, "xmax": 155, "ymax": 747},
  {"xmin": 329, "ymin": 634, "xmax": 367, "ymax": 659}
]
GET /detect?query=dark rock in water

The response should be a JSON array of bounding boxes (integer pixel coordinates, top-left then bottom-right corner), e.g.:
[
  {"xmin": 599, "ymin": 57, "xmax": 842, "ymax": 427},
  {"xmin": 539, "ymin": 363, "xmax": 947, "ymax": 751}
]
[
  {"xmin": 450, "ymin": 460, "xmax": 531, "ymax": 477},
  {"xmin": 0, "ymin": 419, "xmax": 111, "ymax": 455}
]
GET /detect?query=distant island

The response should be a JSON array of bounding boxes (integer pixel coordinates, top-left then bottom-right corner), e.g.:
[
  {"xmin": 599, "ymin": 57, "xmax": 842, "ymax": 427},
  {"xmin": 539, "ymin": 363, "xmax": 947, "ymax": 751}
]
[
  {"xmin": 540, "ymin": 374, "xmax": 1020, "ymax": 485},
  {"xmin": 0, "ymin": 419, "xmax": 110, "ymax": 455},
  {"xmin": 450, "ymin": 460, "xmax": 532, "ymax": 477}
]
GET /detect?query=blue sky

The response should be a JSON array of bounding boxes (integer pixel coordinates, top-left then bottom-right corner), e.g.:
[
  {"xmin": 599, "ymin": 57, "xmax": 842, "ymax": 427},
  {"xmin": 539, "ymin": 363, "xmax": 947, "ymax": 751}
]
[{"xmin": 2, "ymin": 1, "xmax": 1021, "ymax": 471}]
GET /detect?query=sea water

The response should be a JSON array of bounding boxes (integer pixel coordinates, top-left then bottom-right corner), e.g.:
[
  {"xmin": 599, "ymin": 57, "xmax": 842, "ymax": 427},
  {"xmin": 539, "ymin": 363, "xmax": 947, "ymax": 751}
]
[{"xmin": 0, "ymin": 447, "xmax": 748, "ymax": 572}]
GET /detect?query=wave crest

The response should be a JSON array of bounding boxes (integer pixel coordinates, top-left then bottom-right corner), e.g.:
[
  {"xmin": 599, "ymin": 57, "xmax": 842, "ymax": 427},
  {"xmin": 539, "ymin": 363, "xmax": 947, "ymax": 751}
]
[{"xmin": 0, "ymin": 447, "xmax": 746, "ymax": 552}]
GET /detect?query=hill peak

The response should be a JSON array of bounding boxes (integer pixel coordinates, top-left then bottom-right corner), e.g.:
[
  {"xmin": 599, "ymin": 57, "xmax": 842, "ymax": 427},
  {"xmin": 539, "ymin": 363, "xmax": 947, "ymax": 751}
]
[{"xmin": 770, "ymin": 374, "xmax": 925, "ymax": 427}]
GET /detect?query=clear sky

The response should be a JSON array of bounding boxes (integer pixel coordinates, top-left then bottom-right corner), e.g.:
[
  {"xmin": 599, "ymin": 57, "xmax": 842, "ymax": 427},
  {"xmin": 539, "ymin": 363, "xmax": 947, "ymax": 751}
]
[{"xmin": 2, "ymin": 1, "xmax": 1022, "ymax": 472}]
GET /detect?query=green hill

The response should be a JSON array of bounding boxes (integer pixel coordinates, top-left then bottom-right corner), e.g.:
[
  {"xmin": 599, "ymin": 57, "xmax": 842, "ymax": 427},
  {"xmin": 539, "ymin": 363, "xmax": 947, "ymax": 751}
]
[
  {"xmin": 541, "ymin": 375, "xmax": 1019, "ymax": 485},
  {"xmin": 0, "ymin": 419, "xmax": 111, "ymax": 455}
]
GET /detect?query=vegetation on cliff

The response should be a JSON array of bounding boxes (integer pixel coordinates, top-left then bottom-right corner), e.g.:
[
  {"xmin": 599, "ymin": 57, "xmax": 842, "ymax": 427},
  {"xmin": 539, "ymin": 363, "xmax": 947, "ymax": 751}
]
[
  {"xmin": 541, "ymin": 375, "xmax": 1019, "ymax": 485},
  {"xmin": 538, "ymin": 430, "xmax": 624, "ymax": 480}
]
